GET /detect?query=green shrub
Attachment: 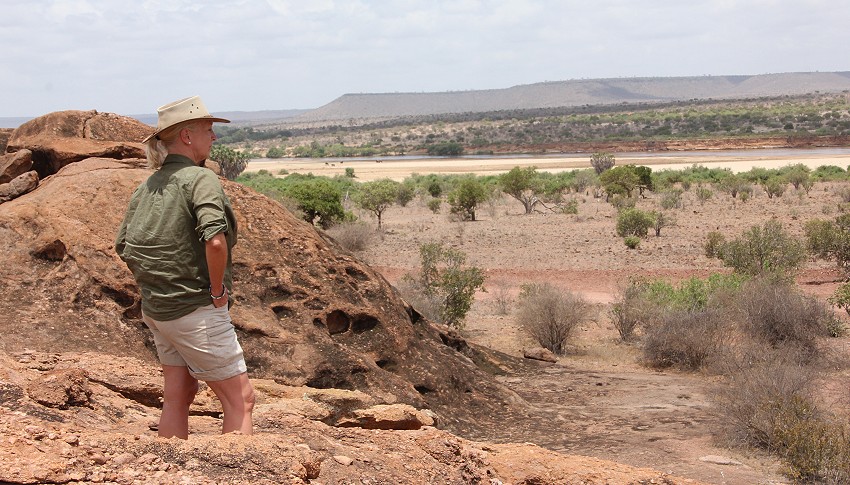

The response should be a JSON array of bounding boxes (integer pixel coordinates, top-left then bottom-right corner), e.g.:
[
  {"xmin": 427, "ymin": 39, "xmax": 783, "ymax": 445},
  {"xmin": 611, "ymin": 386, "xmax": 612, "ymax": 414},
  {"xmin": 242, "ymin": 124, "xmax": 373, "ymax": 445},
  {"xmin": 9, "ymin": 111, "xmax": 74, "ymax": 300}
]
[
  {"xmin": 616, "ymin": 208, "xmax": 654, "ymax": 238},
  {"xmin": 704, "ymin": 231, "xmax": 726, "ymax": 258},
  {"xmin": 447, "ymin": 177, "xmax": 490, "ymax": 221},
  {"xmin": 763, "ymin": 177, "xmax": 787, "ymax": 198},
  {"xmin": 265, "ymin": 146, "xmax": 286, "ymax": 158},
  {"xmin": 719, "ymin": 220, "xmax": 805, "ymax": 278},
  {"xmin": 649, "ymin": 210, "xmax": 673, "ymax": 236},
  {"xmin": 516, "ymin": 283, "xmax": 591, "ymax": 354},
  {"xmin": 559, "ymin": 198, "xmax": 579, "ymax": 214},
  {"xmin": 624, "ymin": 236, "xmax": 640, "ymax": 249},
  {"xmin": 404, "ymin": 242, "xmax": 485, "ymax": 329},
  {"xmin": 427, "ymin": 141, "xmax": 464, "ymax": 156},
  {"xmin": 805, "ymin": 215, "xmax": 850, "ymax": 276},
  {"xmin": 695, "ymin": 186, "xmax": 713, "ymax": 204},
  {"xmin": 427, "ymin": 198, "xmax": 442, "ymax": 213},
  {"xmin": 610, "ymin": 194, "xmax": 636, "ymax": 210}
]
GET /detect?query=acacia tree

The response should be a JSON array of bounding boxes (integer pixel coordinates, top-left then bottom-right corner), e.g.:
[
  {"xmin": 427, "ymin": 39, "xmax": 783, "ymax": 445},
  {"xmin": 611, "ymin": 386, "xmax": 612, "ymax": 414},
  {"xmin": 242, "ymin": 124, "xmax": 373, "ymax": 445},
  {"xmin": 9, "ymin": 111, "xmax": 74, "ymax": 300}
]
[
  {"xmin": 281, "ymin": 177, "xmax": 346, "ymax": 228},
  {"xmin": 355, "ymin": 179, "xmax": 399, "ymax": 229},
  {"xmin": 590, "ymin": 152, "xmax": 615, "ymax": 175},
  {"xmin": 500, "ymin": 166, "xmax": 542, "ymax": 214},
  {"xmin": 448, "ymin": 177, "xmax": 489, "ymax": 221}
]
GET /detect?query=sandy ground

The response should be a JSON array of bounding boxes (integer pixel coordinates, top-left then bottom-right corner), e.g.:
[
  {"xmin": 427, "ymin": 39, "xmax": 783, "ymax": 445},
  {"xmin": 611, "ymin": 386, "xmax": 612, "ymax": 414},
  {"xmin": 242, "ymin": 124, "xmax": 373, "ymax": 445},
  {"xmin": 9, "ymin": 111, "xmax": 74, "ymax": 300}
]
[
  {"xmin": 245, "ymin": 149, "xmax": 850, "ymax": 181},
  {"xmin": 302, "ymin": 149, "xmax": 850, "ymax": 484}
]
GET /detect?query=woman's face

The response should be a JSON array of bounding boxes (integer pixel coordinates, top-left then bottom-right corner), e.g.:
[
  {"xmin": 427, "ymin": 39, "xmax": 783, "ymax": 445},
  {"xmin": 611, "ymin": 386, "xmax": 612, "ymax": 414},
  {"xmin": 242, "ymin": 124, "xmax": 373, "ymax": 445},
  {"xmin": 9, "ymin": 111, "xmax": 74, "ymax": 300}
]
[{"xmin": 186, "ymin": 120, "xmax": 216, "ymax": 163}]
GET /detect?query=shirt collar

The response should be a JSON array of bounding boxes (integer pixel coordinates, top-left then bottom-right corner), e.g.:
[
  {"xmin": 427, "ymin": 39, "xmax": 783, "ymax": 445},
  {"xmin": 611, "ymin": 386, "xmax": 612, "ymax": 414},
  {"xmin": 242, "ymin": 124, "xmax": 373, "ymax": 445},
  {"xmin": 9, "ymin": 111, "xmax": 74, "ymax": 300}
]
[{"xmin": 163, "ymin": 154, "xmax": 196, "ymax": 167}]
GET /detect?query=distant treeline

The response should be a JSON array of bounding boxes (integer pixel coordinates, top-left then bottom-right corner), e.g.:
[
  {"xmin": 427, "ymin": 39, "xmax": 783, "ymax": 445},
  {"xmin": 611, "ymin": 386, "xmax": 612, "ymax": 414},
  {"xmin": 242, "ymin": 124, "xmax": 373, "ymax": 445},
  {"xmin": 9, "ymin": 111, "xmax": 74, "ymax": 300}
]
[{"xmin": 219, "ymin": 93, "xmax": 850, "ymax": 158}]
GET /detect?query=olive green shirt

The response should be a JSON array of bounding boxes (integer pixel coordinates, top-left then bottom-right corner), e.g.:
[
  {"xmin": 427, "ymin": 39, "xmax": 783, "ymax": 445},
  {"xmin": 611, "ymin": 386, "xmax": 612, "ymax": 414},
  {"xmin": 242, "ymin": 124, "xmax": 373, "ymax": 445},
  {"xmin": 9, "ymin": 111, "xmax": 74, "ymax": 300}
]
[{"xmin": 115, "ymin": 154, "xmax": 237, "ymax": 320}]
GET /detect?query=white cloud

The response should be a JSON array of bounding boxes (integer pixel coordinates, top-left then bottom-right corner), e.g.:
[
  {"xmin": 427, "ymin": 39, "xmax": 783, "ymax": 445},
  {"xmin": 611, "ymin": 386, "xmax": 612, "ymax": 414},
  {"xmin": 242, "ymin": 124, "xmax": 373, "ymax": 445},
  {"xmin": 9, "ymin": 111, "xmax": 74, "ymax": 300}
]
[{"xmin": 0, "ymin": 0, "xmax": 847, "ymax": 118}]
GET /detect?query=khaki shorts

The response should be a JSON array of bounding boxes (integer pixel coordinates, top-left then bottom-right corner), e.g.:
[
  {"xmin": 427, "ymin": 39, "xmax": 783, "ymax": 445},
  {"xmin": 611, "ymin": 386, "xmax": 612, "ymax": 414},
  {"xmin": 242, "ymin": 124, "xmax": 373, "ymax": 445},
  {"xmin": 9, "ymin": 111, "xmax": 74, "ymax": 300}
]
[{"xmin": 142, "ymin": 304, "xmax": 247, "ymax": 382}]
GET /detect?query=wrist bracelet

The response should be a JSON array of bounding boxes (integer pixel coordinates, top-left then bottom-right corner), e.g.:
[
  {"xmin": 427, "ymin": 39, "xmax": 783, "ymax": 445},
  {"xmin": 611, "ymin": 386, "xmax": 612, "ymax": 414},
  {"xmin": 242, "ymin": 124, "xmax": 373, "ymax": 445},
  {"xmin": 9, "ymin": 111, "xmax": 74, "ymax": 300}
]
[{"xmin": 210, "ymin": 286, "xmax": 228, "ymax": 300}]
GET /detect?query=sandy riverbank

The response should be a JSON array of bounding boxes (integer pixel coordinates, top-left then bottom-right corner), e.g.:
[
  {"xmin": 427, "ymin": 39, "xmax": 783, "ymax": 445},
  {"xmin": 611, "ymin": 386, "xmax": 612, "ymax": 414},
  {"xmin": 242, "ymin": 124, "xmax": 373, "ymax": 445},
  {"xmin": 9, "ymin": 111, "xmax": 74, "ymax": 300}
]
[{"xmin": 243, "ymin": 150, "xmax": 850, "ymax": 181}]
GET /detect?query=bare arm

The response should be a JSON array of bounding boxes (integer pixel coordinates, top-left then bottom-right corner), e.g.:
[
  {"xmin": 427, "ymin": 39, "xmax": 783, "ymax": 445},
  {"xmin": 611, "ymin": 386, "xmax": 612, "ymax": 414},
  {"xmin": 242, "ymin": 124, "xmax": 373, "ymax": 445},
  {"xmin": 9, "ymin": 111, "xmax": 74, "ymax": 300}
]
[{"xmin": 206, "ymin": 232, "xmax": 229, "ymax": 308}]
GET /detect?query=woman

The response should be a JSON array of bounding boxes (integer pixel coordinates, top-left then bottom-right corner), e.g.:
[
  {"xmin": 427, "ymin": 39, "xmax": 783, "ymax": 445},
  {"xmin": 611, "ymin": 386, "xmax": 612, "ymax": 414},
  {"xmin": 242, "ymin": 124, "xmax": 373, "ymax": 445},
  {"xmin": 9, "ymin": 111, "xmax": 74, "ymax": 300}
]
[{"xmin": 116, "ymin": 96, "xmax": 255, "ymax": 438}]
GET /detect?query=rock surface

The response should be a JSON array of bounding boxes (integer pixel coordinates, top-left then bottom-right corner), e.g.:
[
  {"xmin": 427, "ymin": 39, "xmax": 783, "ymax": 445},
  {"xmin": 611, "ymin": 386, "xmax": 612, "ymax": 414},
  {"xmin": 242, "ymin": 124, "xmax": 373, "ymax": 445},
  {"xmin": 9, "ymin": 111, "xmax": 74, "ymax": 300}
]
[
  {"xmin": 0, "ymin": 170, "xmax": 38, "ymax": 202},
  {"xmin": 0, "ymin": 148, "xmax": 32, "ymax": 184},
  {"xmin": 5, "ymin": 110, "xmax": 149, "ymax": 177},
  {"xmin": 523, "ymin": 347, "xmax": 559, "ymax": 363}
]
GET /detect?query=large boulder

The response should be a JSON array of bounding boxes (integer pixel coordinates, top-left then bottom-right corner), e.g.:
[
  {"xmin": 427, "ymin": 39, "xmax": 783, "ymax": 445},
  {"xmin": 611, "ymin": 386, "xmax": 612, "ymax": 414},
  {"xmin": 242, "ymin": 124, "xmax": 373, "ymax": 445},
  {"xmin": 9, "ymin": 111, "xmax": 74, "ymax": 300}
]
[
  {"xmin": 0, "ymin": 157, "xmax": 525, "ymax": 431},
  {"xmin": 5, "ymin": 111, "xmax": 151, "ymax": 178},
  {"xmin": 0, "ymin": 170, "xmax": 38, "ymax": 202},
  {"xmin": 0, "ymin": 149, "xmax": 33, "ymax": 184}
]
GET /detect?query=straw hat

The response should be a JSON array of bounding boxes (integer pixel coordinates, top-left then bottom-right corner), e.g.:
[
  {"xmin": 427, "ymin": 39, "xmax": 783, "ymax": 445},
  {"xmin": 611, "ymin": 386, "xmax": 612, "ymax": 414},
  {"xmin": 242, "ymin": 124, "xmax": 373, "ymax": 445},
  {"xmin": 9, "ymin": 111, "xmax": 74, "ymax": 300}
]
[{"xmin": 142, "ymin": 95, "xmax": 230, "ymax": 143}]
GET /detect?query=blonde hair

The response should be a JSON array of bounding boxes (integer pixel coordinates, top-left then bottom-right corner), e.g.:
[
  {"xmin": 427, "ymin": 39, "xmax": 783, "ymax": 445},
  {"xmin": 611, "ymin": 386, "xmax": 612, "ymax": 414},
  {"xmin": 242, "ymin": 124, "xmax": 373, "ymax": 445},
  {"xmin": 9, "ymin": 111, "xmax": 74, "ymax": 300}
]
[{"xmin": 144, "ymin": 120, "xmax": 201, "ymax": 169}]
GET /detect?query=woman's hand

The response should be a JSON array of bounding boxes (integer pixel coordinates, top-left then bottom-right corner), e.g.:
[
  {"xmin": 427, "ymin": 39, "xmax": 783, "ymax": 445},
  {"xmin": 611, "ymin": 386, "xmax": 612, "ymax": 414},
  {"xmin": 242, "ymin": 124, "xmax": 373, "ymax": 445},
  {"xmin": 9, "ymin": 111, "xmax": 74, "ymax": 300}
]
[{"xmin": 210, "ymin": 285, "xmax": 229, "ymax": 308}]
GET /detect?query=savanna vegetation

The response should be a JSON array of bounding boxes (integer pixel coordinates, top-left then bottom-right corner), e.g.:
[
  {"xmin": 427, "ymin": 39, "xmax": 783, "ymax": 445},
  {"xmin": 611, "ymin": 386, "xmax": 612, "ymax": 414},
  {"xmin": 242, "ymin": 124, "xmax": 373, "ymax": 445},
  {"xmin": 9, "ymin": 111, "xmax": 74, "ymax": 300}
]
[
  {"xmin": 228, "ymin": 94, "xmax": 850, "ymax": 483},
  {"xmin": 215, "ymin": 93, "xmax": 850, "ymax": 159}
]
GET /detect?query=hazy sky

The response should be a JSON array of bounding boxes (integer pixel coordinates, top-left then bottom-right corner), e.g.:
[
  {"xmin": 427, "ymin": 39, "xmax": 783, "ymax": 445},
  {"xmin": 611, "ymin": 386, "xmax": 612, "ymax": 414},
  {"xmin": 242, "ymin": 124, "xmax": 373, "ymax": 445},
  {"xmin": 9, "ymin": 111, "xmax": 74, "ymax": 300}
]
[{"xmin": 2, "ymin": 0, "xmax": 847, "ymax": 118}]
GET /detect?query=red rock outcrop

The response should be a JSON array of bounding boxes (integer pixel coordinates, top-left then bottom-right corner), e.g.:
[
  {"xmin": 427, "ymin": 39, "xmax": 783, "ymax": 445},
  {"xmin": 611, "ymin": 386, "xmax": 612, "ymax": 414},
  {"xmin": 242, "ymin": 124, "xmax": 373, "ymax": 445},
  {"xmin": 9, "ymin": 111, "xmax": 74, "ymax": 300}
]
[
  {"xmin": 5, "ymin": 110, "xmax": 150, "ymax": 178},
  {"xmin": 0, "ymin": 157, "xmax": 524, "ymax": 432}
]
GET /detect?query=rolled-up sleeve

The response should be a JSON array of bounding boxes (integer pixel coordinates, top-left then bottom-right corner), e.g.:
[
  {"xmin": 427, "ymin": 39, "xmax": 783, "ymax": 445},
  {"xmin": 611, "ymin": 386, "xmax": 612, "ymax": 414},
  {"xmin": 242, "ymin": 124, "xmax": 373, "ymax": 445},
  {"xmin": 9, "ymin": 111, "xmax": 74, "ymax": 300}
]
[{"xmin": 191, "ymin": 171, "xmax": 229, "ymax": 242}]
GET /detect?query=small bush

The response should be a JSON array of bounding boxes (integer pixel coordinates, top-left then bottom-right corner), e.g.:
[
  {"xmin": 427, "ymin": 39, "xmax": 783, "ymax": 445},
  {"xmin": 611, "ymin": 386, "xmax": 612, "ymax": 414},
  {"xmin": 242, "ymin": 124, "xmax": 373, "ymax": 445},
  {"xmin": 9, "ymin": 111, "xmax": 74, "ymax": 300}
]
[
  {"xmin": 642, "ymin": 308, "xmax": 727, "ymax": 370},
  {"xmin": 559, "ymin": 198, "xmax": 579, "ymax": 214},
  {"xmin": 763, "ymin": 177, "xmax": 787, "ymax": 198},
  {"xmin": 624, "ymin": 236, "xmax": 640, "ymax": 249},
  {"xmin": 804, "ymin": 215, "xmax": 850, "ymax": 276},
  {"xmin": 827, "ymin": 283, "xmax": 850, "ymax": 336},
  {"xmin": 427, "ymin": 198, "xmax": 442, "ymax": 213},
  {"xmin": 516, "ymin": 283, "xmax": 591, "ymax": 355},
  {"xmin": 610, "ymin": 280, "xmax": 657, "ymax": 341},
  {"xmin": 737, "ymin": 279, "xmax": 833, "ymax": 357},
  {"xmin": 695, "ymin": 186, "xmax": 713, "ymax": 204},
  {"xmin": 324, "ymin": 221, "xmax": 373, "ymax": 252},
  {"xmin": 704, "ymin": 231, "xmax": 726, "ymax": 258},
  {"xmin": 411, "ymin": 242, "xmax": 485, "ymax": 329},
  {"xmin": 717, "ymin": 350, "xmax": 850, "ymax": 483},
  {"xmin": 660, "ymin": 188, "xmax": 683, "ymax": 210},
  {"xmin": 491, "ymin": 283, "xmax": 513, "ymax": 315},
  {"xmin": 650, "ymin": 210, "xmax": 674, "ymax": 237},
  {"xmin": 610, "ymin": 195, "xmax": 636, "ymax": 210},
  {"xmin": 616, "ymin": 208, "xmax": 654, "ymax": 238}
]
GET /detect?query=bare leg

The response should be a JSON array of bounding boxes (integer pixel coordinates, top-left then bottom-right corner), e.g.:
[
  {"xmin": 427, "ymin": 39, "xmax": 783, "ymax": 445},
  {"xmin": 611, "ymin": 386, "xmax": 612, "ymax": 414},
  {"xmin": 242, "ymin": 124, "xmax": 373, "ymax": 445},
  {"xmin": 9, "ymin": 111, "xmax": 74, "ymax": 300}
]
[
  {"xmin": 206, "ymin": 372, "xmax": 255, "ymax": 435},
  {"xmin": 158, "ymin": 365, "xmax": 199, "ymax": 439}
]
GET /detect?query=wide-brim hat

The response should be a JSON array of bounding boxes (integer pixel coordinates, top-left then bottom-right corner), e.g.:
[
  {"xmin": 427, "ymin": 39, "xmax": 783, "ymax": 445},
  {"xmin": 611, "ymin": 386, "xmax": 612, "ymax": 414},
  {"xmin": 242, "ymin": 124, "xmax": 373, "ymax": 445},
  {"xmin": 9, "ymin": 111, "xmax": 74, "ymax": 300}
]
[{"xmin": 142, "ymin": 95, "xmax": 230, "ymax": 143}]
